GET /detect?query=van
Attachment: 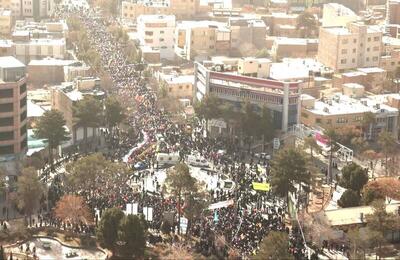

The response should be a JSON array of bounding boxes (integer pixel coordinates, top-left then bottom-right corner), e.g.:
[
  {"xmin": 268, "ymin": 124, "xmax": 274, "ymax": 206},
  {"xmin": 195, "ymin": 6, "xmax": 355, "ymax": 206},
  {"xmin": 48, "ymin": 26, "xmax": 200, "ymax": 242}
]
[
  {"xmin": 187, "ymin": 155, "xmax": 209, "ymax": 167},
  {"xmin": 156, "ymin": 153, "xmax": 180, "ymax": 166}
]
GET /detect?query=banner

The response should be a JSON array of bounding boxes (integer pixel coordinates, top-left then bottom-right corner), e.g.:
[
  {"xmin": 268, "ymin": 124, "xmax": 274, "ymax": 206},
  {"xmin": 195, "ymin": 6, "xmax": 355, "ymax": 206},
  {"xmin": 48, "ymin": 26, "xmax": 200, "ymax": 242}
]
[
  {"xmin": 143, "ymin": 207, "xmax": 153, "ymax": 221},
  {"xmin": 180, "ymin": 217, "xmax": 188, "ymax": 234},
  {"xmin": 208, "ymin": 199, "xmax": 234, "ymax": 210},
  {"xmin": 252, "ymin": 182, "xmax": 270, "ymax": 191}
]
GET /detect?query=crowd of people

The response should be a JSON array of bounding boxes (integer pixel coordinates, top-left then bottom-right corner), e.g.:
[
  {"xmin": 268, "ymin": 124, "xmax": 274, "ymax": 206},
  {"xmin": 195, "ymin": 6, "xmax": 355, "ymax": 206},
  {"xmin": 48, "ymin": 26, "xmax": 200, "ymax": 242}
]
[{"xmin": 52, "ymin": 2, "xmax": 310, "ymax": 258}]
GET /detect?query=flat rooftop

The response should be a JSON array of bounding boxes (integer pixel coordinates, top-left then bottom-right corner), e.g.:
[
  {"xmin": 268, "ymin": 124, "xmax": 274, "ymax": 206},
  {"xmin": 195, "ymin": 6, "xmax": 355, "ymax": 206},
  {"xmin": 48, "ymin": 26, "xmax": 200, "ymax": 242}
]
[
  {"xmin": 270, "ymin": 58, "xmax": 327, "ymax": 81},
  {"xmin": 0, "ymin": 56, "xmax": 25, "ymax": 68},
  {"xmin": 306, "ymin": 93, "xmax": 398, "ymax": 116},
  {"xmin": 162, "ymin": 74, "xmax": 194, "ymax": 84}
]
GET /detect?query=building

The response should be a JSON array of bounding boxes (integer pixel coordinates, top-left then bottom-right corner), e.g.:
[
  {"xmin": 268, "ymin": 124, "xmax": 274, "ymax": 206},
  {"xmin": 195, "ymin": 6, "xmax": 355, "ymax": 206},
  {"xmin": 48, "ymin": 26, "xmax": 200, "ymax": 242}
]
[
  {"xmin": 51, "ymin": 77, "xmax": 105, "ymax": 144},
  {"xmin": 14, "ymin": 38, "xmax": 66, "ymax": 64},
  {"xmin": 121, "ymin": 0, "xmax": 199, "ymax": 21},
  {"xmin": 0, "ymin": 9, "xmax": 11, "ymax": 35},
  {"xmin": 194, "ymin": 62, "xmax": 301, "ymax": 131},
  {"xmin": 228, "ymin": 17, "xmax": 267, "ymax": 55},
  {"xmin": 159, "ymin": 74, "xmax": 194, "ymax": 99},
  {"xmin": 175, "ymin": 21, "xmax": 230, "ymax": 61},
  {"xmin": 318, "ymin": 22, "xmax": 382, "ymax": 72},
  {"xmin": 13, "ymin": 20, "xmax": 69, "ymax": 39},
  {"xmin": 332, "ymin": 68, "xmax": 386, "ymax": 93},
  {"xmin": 322, "ymin": 3, "xmax": 359, "ymax": 27},
  {"xmin": 262, "ymin": 13, "xmax": 298, "ymax": 37},
  {"xmin": 0, "ymin": 40, "xmax": 14, "ymax": 56},
  {"xmin": 387, "ymin": 0, "xmax": 400, "ymax": 25},
  {"xmin": 0, "ymin": 56, "xmax": 27, "ymax": 175},
  {"xmin": 237, "ymin": 57, "xmax": 271, "ymax": 78},
  {"xmin": 301, "ymin": 91, "xmax": 399, "ymax": 140},
  {"xmin": 137, "ymin": 15, "xmax": 176, "ymax": 61},
  {"xmin": 27, "ymin": 58, "xmax": 78, "ymax": 86},
  {"xmin": 270, "ymin": 37, "xmax": 318, "ymax": 61},
  {"xmin": 9, "ymin": 0, "xmax": 55, "ymax": 20}
]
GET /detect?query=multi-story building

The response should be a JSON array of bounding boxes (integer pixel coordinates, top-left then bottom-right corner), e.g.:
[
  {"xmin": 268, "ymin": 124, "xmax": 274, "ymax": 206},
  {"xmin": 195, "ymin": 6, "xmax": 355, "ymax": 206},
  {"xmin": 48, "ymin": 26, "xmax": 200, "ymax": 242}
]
[
  {"xmin": 175, "ymin": 21, "xmax": 230, "ymax": 61},
  {"xmin": 0, "ymin": 9, "xmax": 11, "ymax": 35},
  {"xmin": 318, "ymin": 22, "xmax": 382, "ymax": 72},
  {"xmin": 228, "ymin": 17, "xmax": 267, "ymax": 55},
  {"xmin": 194, "ymin": 62, "xmax": 301, "ymax": 131},
  {"xmin": 322, "ymin": 3, "xmax": 359, "ymax": 27},
  {"xmin": 137, "ymin": 15, "xmax": 175, "ymax": 61},
  {"xmin": 14, "ymin": 38, "xmax": 66, "ymax": 64},
  {"xmin": 121, "ymin": 0, "xmax": 198, "ymax": 21},
  {"xmin": 301, "ymin": 89, "xmax": 399, "ymax": 140},
  {"xmin": 262, "ymin": 13, "xmax": 298, "ymax": 37},
  {"xmin": 0, "ymin": 56, "xmax": 27, "ymax": 174},
  {"xmin": 27, "ymin": 58, "xmax": 78, "ymax": 86},
  {"xmin": 270, "ymin": 37, "xmax": 318, "ymax": 61},
  {"xmin": 159, "ymin": 74, "xmax": 194, "ymax": 99},
  {"xmin": 387, "ymin": 0, "xmax": 400, "ymax": 25},
  {"xmin": 9, "ymin": 0, "xmax": 55, "ymax": 20}
]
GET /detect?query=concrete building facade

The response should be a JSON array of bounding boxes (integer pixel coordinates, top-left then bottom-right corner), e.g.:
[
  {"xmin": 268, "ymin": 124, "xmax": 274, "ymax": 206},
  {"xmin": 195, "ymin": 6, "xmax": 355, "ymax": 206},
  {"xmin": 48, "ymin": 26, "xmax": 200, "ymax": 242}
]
[{"xmin": 318, "ymin": 23, "xmax": 382, "ymax": 72}]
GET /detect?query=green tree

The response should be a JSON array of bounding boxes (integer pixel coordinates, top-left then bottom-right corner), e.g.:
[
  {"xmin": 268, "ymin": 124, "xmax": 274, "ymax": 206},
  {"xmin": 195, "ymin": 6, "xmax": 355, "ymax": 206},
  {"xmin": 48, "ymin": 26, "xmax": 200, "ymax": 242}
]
[
  {"xmin": 296, "ymin": 11, "xmax": 318, "ymax": 38},
  {"xmin": 73, "ymin": 96, "xmax": 103, "ymax": 152},
  {"xmin": 194, "ymin": 95, "xmax": 221, "ymax": 132},
  {"xmin": 253, "ymin": 231, "xmax": 293, "ymax": 260},
  {"xmin": 239, "ymin": 102, "xmax": 260, "ymax": 151},
  {"xmin": 362, "ymin": 112, "xmax": 375, "ymax": 140},
  {"xmin": 259, "ymin": 106, "xmax": 275, "ymax": 152},
  {"xmin": 105, "ymin": 96, "xmax": 125, "ymax": 135},
  {"xmin": 34, "ymin": 110, "xmax": 70, "ymax": 171},
  {"xmin": 270, "ymin": 148, "xmax": 310, "ymax": 211},
  {"xmin": 15, "ymin": 167, "xmax": 44, "ymax": 225},
  {"xmin": 98, "ymin": 0, "xmax": 118, "ymax": 16},
  {"xmin": 338, "ymin": 189, "xmax": 361, "ymax": 208},
  {"xmin": 164, "ymin": 163, "xmax": 197, "ymax": 234},
  {"xmin": 366, "ymin": 200, "xmax": 400, "ymax": 257},
  {"xmin": 97, "ymin": 207, "xmax": 125, "ymax": 255},
  {"xmin": 303, "ymin": 136, "xmax": 321, "ymax": 162},
  {"xmin": 339, "ymin": 163, "xmax": 369, "ymax": 192},
  {"xmin": 323, "ymin": 128, "xmax": 339, "ymax": 184},
  {"xmin": 118, "ymin": 215, "xmax": 146, "ymax": 258},
  {"xmin": 378, "ymin": 131, "xmax": 398, "ymax": 176},
  {"xmin": 183, "ymin": 192, "xmax": 208, "ymax": 236},
  {"xmin": 255, "ymin": 48, "xmax": 269, "ymax": 58}
]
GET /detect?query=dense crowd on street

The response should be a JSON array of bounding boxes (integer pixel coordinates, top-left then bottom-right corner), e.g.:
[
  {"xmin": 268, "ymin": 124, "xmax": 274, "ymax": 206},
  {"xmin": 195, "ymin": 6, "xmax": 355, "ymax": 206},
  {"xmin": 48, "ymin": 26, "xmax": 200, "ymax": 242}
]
[{"xmin": 52, "ymin": 3, "xmax": 309, "ymax": 258}]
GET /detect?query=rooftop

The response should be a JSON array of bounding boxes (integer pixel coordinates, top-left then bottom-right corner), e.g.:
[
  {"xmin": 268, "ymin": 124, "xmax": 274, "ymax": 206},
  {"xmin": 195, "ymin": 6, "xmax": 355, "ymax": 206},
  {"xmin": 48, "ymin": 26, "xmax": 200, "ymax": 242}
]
[
  {"xmin": 162, "ymin": 74, "xmax": 194, "ymax": 84},
  {"xmin": 28, "ymin": 59, "xmax": 77, "ymax": 66},
  {"xmin": 0, "ymin": 56, "xmax": 25, "ymax": 68},
  {"xmin": 306, "ymin": 93, "xmax": 398, "ymax": 116},
  {"xmin": 274, "ymin": 37, "xmax": 318, "ymax": 45},
  {"xmin": 269, "ymin": 58, "xmax": 328, "ymax": 81},
  {"xmin": 137, "ymin": 14, "xmax": 175, "ymax": 23},
  {"xmin": 324, "ymin": 3, "xmax": 357, "ymax": 17},
  {"xmin": 177, "ymin": 20, "xmax": 229, "ymax": 31}
]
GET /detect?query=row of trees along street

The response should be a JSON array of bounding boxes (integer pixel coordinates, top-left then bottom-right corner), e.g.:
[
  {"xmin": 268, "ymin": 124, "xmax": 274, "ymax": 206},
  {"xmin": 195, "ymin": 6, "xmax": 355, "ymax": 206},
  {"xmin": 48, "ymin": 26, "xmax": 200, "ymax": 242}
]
[{"xmin": 194, "ymin": 95, "xmax": 275, "ymax": 150}]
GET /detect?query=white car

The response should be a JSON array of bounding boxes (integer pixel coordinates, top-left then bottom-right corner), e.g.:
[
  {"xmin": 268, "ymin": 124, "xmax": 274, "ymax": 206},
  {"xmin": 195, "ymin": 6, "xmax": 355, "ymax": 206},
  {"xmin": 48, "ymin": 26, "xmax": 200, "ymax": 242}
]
[
  {"xmin": 187, "ymin": 155, "xmax": 209, "ymax": 167},
  {"xmin": 219, "ymin": 179, "xmax": 235, "ymax": 192},
  {"xmin": 255, "ymin": 153, "xmax": 271, "ymax": 160}
]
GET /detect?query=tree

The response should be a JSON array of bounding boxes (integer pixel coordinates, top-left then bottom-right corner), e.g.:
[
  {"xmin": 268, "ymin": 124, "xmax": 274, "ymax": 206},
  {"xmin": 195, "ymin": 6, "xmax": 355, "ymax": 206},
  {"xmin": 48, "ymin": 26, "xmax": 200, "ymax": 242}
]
[
  {"xmin": 366, "ymin": 200, "xmax": 400, "ymax": 257},
  {"xmin": 253, "ymin": 231, "xmax": 293, "ymax": 260},
  {"xmin": 34, "ymin": 110, "xmax": 70, "ymax": 171},
  {"xmin": 338, "ymin": 189, "xmax": 361, "ymax": 208},
  {"xmin": 96, "ymin": 207, "xmax": 125, "ymax": 255},
  {"xmin": 378, "ymin": 131, "xmax": 398, "ymax": 176},
  {"xmin": 361, "ymin": 150, "xmax": 381, "ymax": 178},
  {"xmin": 105, "ymin": 96, "xmax": 125, "ymax": 134},
  {"xmin": 362, "ymin": 178, "xmax": 400, "ymax": 204},
  {"xmin": 183, "ymin": 192, "xmax": 208, "ymax": 236},
  {"xmin": 255, "ymin": 48, "xmax": 269, "ymax": 58},
  {"xmin": 66, "ymin": 153, "xmax": 129, "ymax": 195},
  {"xmin": 348, "ymin": 227, "xmax": 383, "ymax": 259},
  {"xmin": 164, "ymin": 163, "xmax": 197, "ymax": 234},
  {"xmin": 118, "ymin": 215, "xmax": 146, "ymax": 258},
  {"xmin": 339, "ymin": 163, "xmax": 369, "ymax": 192},
  {"xmin": 97, "ymin": 0, "xmax": 118, "ymax": 16},
  {"xmin": 259, "ymin": 106, "xmax": 275, "ymax": 152},
  {"xmin": 303, "ymin": 136, "xmax": 321, "ymax": 162},
  {"xmin": 323, "ymin": 128, "xmax": 338, "ymax": 184},
  {"xmin": 270, "ymin": 148, "xmax": 310, "ymax": 211},
  {"xmin": 239, "ymin": 102, "xmax": 260, "ymax": 151},
  {"xmin": 15, "ymin": 167, "xmax": 44, "ymax": 225},
  {"xmin": 73, "ymin": 96, "xmax": 103, "ymax": 152},
  {"xmin": 362, "ymin": 112, "xmax": 375, "ymax": 140},
  {"xmin": 194, "ymin": 95, "xmax": 221, "ymax": 132},
  {"xmin": 54, "ymin": 195, "xmax": 92, "ymax": 227},
  {"xmin": 296, "ymin": 11, "xmax": 318, "ymax": 38}
]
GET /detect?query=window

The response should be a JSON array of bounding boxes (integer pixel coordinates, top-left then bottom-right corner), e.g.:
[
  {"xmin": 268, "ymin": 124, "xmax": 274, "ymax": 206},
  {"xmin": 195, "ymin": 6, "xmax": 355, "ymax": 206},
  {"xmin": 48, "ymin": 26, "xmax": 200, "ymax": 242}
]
[
  {"xmin": 373, "ymin": 46, "xmax": 379, "ymax": 51},
  {"xmin": 374, "ymin": 36, "xmax": 380, "ymax": 41},
  {"xmin": 159, "ymin": 38, "xmax": 164, "ymax": 42},
  {"xmin": 0, "ymin": 131, "xmax": 14, "ymax": 141},
  {"xmin": 367, "ymin": 47, "xmax": 370, "ymax": 52},
  {"xmin": 341, "ymin": 49, "xmax": 347, "ymax": 54},
  {"xmin": 20, "ymin": 96, "xmax": 26, "ymax": 108},
  {"xmin": 373, "ymin": 56, "xmax": 378, "ymax": 62},
  {"xmin": 160, "ymin": 31, "xmax": 164, "ymax": 34},
  {"xmin": 20, "ymin": 111, "xmax": 27, "ymax": 122},
  {"xmin": 366, "ymin": 57, "xmax": 370, "ymax": 62},
  {"xmin": 316, "ymin": 118, "xmax": 321, "ymax": 123},
  {"xmin": 353, "ymin": 39, "xmax": 357, "ymax": 43},
  {"xmin": 368, "ymin": 37, "xmax": 371, "ymax": 42},
  {"xmin": 179, "ymin": 85, "xmax": 183, "ymax": 89},
  {"xmin": 20, "ymin": 137, "xmax": 27, "ymax": 150},
  {"xmin": 336, "ymin": 118, "xmax": 348, "ymax": 123},
  {"xmin": 20, "ymin": 124, "xmax": 26, "ymax": 136},
  {"xmin": 353, "ymin": 48, "xmax": 356, "ymax": 53},
  {"xmin": 0, "ymin": 145, "xmax": 13, "ymax": 155},
  {"xmin": 258, "ymin": 64, "xmax": 262, "ymax": 68},
  {"xmin": 20, "ymin": 83, "xmax": 26, "ymax": 94},
  {"xmin": 352, "ymin": 58, "xmax": 355, "ymax": 63},
  {"xmin": 209, "ymin": 45, "xmax": 214, "ymax": 49},
  {"xmin": 0, "ymin": 103, "xmax": 13, "ymax": 112},
  {"xmin": 145, "ymin": 31, "xmax": 153, "ymax": 36},
  {"xmin": 340, "ymin": 59, "xmax": 347, "ymax": 64},
  {"xmin": 342, "ymin": 39, "xmax": 348, "ymax": 44},
  {"xmin": 0, "ymin": 117, "xmax": 13, "ymax": 127},
  {"xmin": 0, "ymin": 89, "xmax": 13, "ymax": 98}
]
